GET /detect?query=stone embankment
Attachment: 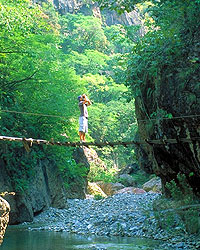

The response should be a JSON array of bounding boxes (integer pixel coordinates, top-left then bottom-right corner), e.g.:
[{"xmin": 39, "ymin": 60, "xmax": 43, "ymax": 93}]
[{"xmin": 27, "ymin": 193, "xmax": 199, "ymax": 250}]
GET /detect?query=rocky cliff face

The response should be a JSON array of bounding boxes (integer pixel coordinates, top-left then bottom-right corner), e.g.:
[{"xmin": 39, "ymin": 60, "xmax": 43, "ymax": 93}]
[
  {"xmin": 34, "ymin": 0, "xmax": 142, "ymax": 27},
  {"xmin": 135, "ymin": 63, "xmax": 200, "ymax": 196},
  {"xmin": 0, "ymin": 146, "xmax": 106, "ymax": 224},
  {"xmin": 0, "ymin": 159, "xmax": 67, "ymax": 224}
]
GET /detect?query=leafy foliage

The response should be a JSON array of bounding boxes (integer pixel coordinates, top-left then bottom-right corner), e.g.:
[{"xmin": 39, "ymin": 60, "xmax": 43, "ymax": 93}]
[
  {"xmin": 96, "ymin": 0, "xmax": 200, "ymax": 121},
  {"xmin": 2, "ymin": 0, "xmax": 199, "ymax": 198},
  {"xmin": 60, "ymin": 14, "xmax": 108, "ymax": 53},
  {"xmin": 59, "ymin": 12, "xmax": 138, "ymax": 170},
  {"xmin": 0, "ymin": 0, "xmax": 138, "ymax": 192},
  {"xmin": 154, "ymin": 174, "xmax": 199, "ymax": 234},
  {"xmin": 88, "ymin": 162, "xmax": 117, "ymax": 183},
  {"xmin": 95, "ymin": 0, "xmax": 200, "ymax": 196},
  {"xmin": 0, "ymin": 0, "xmax": 85, "ymax": 192}
]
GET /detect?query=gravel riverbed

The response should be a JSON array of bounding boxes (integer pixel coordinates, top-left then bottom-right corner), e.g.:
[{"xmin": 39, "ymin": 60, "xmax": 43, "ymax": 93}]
[{"xmin": 26, "ymin": 193, "xmax": 199, "ymax": 249}]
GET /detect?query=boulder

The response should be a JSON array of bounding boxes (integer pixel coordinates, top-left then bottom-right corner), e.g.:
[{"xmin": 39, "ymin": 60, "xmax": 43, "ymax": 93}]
[
  {"xmin": 96, "ymin": 182, "xmax": 125, "ymax": 196},
  {"xmin": 0, "ymin": 196, "xmax": 10, "ymax": 245},
  {"xmin": 118, "ymin": 174, "xmax": 136, "ymax": 187},
  {"xmin": 87, "ymin": 182, "xmax": 107, "ymax": 198},
  {"xmin": 116, "ymin": 187, "xmax": 146, "ymax": 194},
  {"xmin": 143, "ymin": 177, "xmax": 162, "ymax": 193},
  {"xmin": 133, "ymin": 188, "xmax": 147, "ymax": 194}
]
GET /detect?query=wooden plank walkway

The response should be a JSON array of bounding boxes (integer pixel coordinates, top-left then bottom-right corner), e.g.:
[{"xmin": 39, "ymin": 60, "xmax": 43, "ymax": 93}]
[{"xmin": 0, "ymin": 136, "xmax": 200, "ymax": 150}]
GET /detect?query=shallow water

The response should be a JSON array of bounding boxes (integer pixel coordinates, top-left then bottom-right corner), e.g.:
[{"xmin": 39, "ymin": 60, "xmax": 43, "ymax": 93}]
[{"xmin": 1, "ymin": 227, "xmax": 172, "ymax": 250}]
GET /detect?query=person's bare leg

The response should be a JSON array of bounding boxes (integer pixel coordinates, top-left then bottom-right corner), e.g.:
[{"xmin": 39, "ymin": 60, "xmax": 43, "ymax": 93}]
[
  {"xmin": 79, "ymin": 131, "xmax": 84, "ymax": 141},
  {"xmin": 83, "ymin": 133, "xmax": 86, "ymax": 142},
  {"xmin": 82, "ymin": 133, "xmax": 85, "ymax": 141}
]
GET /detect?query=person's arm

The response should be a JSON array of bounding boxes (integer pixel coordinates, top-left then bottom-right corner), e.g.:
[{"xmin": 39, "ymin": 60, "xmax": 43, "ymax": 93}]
[
  {"xmin": 86, "ymin": 98, "xmax": 92, "ymax": 106},
  {"xmin": 82, "ymin": 94, "xmax": 92, "ymax": 106}
]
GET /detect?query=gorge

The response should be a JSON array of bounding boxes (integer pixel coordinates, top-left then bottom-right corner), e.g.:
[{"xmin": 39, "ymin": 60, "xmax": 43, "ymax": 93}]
[{"xmin": 0, "ymin": 1, "xmax": 199, "ymax": 246}]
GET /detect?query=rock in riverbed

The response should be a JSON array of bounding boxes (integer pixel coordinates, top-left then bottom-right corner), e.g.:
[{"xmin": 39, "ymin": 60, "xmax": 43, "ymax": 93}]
[{"xmin": 0, "ymin": 196, "xmax": 10, "ymax": 245}]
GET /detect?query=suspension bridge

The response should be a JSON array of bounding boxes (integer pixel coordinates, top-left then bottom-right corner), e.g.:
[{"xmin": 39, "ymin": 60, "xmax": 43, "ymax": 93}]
[{"xmin": 0, "ymin": 135, "xmax": 200, "ymax": 153}]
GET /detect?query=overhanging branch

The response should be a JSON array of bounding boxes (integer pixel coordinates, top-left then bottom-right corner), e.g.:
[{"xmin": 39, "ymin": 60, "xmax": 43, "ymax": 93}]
[
  {"xmin": 4, "ymin": 71, "xmax": 38, "ymax": 89},
  {"xmin": 0, "ymin": 51, "xmax": 28, "ymax": 54}
]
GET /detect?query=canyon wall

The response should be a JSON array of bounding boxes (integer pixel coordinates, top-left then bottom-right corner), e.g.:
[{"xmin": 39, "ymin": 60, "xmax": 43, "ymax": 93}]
[
  {"xmin": 0, "ymin": 158, "xmax": 67, "ymax": 224},
  {"xmin": 33, "ymin": 0, "xmax": 142, "ymax": 27}
]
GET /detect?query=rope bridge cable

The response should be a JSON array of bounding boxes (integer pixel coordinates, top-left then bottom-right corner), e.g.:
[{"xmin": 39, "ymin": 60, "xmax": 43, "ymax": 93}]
[
  {"xmin": 0, "ymin": 109, "xmax": 68, "ymax": 119},
  {"xmin": 138, "ymin": 114, "xmax": 200, "ymax": 123},
  {"xmin": 1, "ymin": 109, "xmax": 200, "ymax": 122},
  {"xmin": 0, "ymin": 136, "xmax": 200, "ymax": 150}
]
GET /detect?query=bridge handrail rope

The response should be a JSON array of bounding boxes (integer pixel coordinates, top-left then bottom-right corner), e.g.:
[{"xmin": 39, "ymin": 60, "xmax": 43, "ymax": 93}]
[{"xmin": 0, "ymin": 109, "xmax": 200, "ymax": 122}]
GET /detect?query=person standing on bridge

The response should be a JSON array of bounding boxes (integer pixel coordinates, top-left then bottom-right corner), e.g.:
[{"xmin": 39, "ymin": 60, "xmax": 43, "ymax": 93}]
[{"xmin": 78, "ymin": 94, "xmax": 91, "ymax": 142}]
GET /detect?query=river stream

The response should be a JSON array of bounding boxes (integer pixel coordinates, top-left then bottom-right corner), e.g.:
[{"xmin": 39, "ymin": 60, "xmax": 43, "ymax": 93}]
[{"xmin": 1, "ymin": 227, "xmax": 172, "ymax": 250}]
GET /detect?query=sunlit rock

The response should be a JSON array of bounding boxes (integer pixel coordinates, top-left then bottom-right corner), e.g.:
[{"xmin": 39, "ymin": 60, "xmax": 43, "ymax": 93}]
[
  {"xmin": 33, "ymin": 0, "xmax": 143, "ymax": 28},
  {"xmin": 142, "ymin": 177, "xmax": 162, "ymax": 193},
  {"xmin": 116, "ymin": 187, "xmax": 146, "ymax": 194},
  {"xmin": 87, "ymin": 182, "xmax": 107, "ymax": 198},
  {"xmin": 96, "ymin": 182, "xmax": 125, "ymax": 196},
  {"xmin": 0, "ymin": 196, "xmax": 10, "ymax": 246},
  {"xmin": 72, "ymin": 146, "xmax": 106, "ymax": 199}
]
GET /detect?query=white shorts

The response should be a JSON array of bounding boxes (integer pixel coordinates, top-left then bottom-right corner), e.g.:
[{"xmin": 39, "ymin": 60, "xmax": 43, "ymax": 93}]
[{"xmin": 79, "ymin": 116, "xmax": 88, "ymax": 133}]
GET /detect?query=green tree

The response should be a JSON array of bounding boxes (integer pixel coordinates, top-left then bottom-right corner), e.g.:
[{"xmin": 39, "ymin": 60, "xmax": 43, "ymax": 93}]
[
  {"xmin": 60, "ymin": 14, "xmax": 108, "ymax": 53},
  {"xmin": 66, "ymin": 50, "xmax": 109, "ymax": 76},
  {"xmin": 0, "ymin": 0, "xmax": 86, "ymax": 192}
]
